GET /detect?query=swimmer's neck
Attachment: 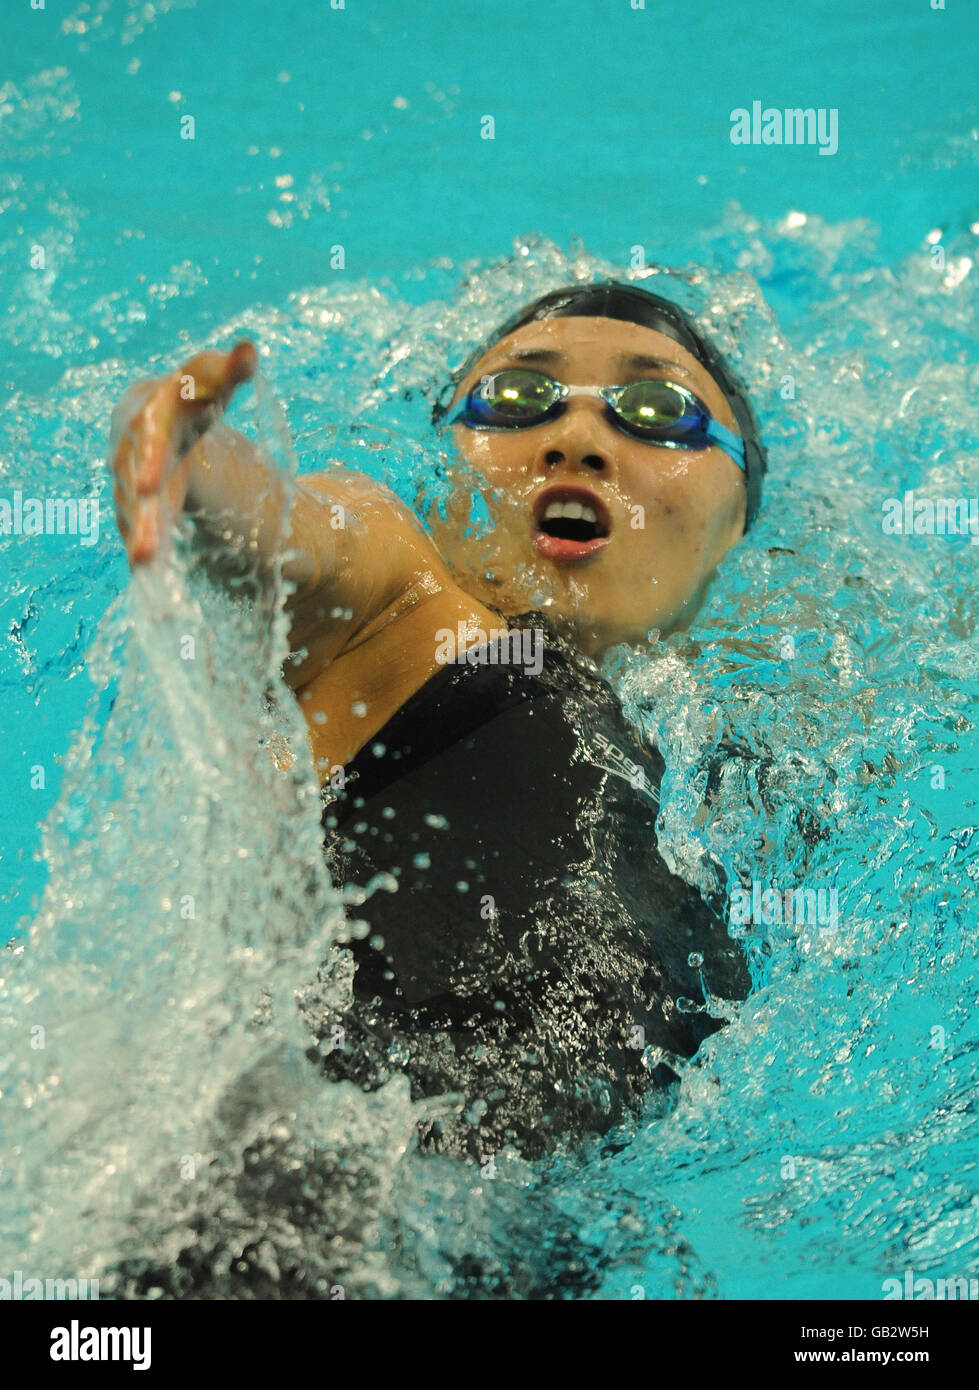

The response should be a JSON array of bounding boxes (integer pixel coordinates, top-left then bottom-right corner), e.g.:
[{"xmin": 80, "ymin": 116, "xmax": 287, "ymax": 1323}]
[
  {"xmin": 480, "ymin": 572, "xmax": 714, "ymax": 662},
  {"xmin": 477, "ymin": 602, "xmax": 646, "ymax": 664},
  {"xmin": 469, "ymin": 600, "xmax": 704, "ymax": 664}
]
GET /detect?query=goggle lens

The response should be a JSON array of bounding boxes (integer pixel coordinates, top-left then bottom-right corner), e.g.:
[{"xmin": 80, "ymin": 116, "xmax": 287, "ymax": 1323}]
[
  {"xmin": 470, "ymin": 369, "xmax": 557, "ymax": 423},
  {"xmin": 462, "ymin": 370, "xmax": 707, "ymax": 439},
  {"xmin": 445, "ymin": 368, "xmax": 746, "ymax": 473},
  {"xmin": 613, "ymin": 380, "xmax": 695, "ymax": 434}
]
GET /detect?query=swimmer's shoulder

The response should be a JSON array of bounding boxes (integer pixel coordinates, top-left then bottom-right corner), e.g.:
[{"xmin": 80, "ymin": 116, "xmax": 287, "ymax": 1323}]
[
  {"xmin": 299, "ymin": 585, "xmax": 505, "ymax": 774},
  {"xmin": 295, "ymin": 469, "xmax": 504, "ymax": 771}
]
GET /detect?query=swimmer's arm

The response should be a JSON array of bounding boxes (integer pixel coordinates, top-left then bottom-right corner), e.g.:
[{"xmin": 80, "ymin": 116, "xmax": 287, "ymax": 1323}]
[
  {"xmin": 109, "ymin": 342, "xmax": 451, "ymax": 676},
  {"xmin": 280, "ymin": 468, "xmax": 453, "ymax": 687},
  {"xmin": 185, "ymin": 429, "xmax": 438, "ymax": 679},
  {"xmin": 183, "ymin": 423, "xmax": 291, "ymax": 570}
]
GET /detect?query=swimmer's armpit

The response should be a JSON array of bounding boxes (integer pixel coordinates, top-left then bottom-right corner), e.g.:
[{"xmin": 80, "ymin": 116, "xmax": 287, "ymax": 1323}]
[
  {"xmin": 182, "ymin": 427, "xmax": 454, "ymax": 681},
  {"xmin": 183, "ymin": 430, "xmax": 377, "ymax": 600},
  {"xmin": 184, "ymin": 423, "xmax": 291, "ymax": 565},
  {"xmin": 279, "ymin": 468, "xmax": 457, "ymax": 684}
]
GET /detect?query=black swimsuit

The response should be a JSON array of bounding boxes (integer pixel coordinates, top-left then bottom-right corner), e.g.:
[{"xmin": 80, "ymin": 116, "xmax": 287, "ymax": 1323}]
[{"xmin": 302, "ymin": 610, "xmax": 749, "ymax": 1160}]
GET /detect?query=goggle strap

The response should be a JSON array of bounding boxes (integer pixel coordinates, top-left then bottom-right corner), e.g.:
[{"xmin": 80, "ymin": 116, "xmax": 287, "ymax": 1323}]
[{"xmin": 704, "ymin": 420, "xmax": 747, "ymax": 472}]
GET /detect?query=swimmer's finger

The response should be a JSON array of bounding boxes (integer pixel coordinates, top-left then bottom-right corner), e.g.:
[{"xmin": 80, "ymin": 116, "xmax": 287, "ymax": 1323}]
[
  {"xmin": 109, "ymin": 379, "xmax": 155, "ymax": 498},
  {"xmin": 168, "ymin": 341, "xmax": 258, "ymax": 435},
  {"xmin": 175, "ymin": 341, "xmax": 257, "ymax": 401},
  {"xmin": 108, "ymin": 379, "xmax": 186, "ymax": 564},
  {"xmin": 136, "ymin": 341, "xmax": 258, "ymax": 495},
  {"xmin": 129, "ymin": 502, "xmax": 161, "ymax": 565},
  {"xmin": 108, "ymin": 341, "xmax": 258, "ymax": 563},
  {"xmin": 113, "ymin": 479, "xmax": 159, "ymax": 566},
  {"xmin": 108, "ymin": 377, "xmax": 178, "ymax": 538},
  {"xmin": 134, "ymin": 385, "xmax": 181, "ymax": 496},
  {"xmin": 109, "ymin": 405, "xmax": 152, "ymax": 561}
]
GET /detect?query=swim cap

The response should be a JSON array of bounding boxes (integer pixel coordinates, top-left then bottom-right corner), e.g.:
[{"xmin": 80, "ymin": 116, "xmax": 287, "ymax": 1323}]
[{"xmin": 433, "ymin": 280, "xmax": 767, "ymax": 531}]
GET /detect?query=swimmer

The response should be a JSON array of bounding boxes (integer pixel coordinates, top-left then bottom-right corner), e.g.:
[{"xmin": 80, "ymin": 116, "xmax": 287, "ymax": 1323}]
[{"xmin": 109, "ymin": 280, "xmax": 767, "ymax": 1162}]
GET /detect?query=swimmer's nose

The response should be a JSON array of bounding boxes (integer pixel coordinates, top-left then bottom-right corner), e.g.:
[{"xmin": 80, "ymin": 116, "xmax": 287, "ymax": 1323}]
[
  {"xmin": 533, "ymin": 400, "xmax": 618, "ymax": 478},
  {"xmin": 543, "ymin": 446, "xmax": 608, "ymax": 473}
]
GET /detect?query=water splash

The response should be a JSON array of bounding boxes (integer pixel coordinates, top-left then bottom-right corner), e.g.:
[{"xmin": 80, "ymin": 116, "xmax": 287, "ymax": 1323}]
[{"xmin": 2, "ymin": 214, "xmax": 978, "ymax": 1297}]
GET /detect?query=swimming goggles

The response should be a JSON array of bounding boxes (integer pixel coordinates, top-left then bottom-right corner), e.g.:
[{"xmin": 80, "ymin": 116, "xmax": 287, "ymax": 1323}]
[{"xmin": 446, "ymin": 368, "xmax": 746, "ymax": 473}]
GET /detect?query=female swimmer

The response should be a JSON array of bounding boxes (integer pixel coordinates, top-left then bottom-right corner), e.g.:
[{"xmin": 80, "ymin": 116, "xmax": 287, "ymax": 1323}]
[{"xmin": 109, "ymin": 279, "xmax": 767, "ymax": 1162}]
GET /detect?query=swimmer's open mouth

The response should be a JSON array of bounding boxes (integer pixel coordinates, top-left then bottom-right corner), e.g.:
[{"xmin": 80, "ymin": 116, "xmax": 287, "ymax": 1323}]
[{"xmin": 532, "ymin": 485, "xmax": 612, "ymax": 543}]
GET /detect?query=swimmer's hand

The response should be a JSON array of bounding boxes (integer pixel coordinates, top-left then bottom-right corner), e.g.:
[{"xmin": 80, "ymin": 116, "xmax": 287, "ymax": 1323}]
[
  {"xmin": 109, "ymin": 341, "xmax": 257, "ymax": 566},
  {"xmin": 108, "ymin": 341, "xmax": 467, "ymax": 683}
]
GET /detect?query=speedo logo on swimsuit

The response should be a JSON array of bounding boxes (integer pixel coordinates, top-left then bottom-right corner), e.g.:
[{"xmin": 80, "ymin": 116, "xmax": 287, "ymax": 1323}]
[
  {"xmin": 589, "ymin": 732, "xmax": 659, "ymax": 806},
  {"xmin": 434, "ymin": 622, "xmax": 544, "ymax": 677}
]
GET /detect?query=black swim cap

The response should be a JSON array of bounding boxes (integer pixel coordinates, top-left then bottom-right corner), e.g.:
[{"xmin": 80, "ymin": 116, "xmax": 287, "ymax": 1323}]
[{"xmin": 433, "ymin": 280, "xmax": 767, "ymax": 531}]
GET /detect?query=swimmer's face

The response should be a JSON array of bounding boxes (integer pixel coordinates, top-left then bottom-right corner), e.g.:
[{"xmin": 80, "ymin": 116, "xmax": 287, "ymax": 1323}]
[{"xmin": 423, "ymin": 316, "xmax": 747, "ymax": 659}]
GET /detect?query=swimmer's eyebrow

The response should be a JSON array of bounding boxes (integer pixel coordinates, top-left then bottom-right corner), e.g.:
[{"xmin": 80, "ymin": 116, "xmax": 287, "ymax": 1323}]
[
  {"xmin": 504, "ymin": 348, "xmax": 565, "ymax": 365},
  {"xmin": 493, "ymin": 347, "xmax": 698, "ymax": 381},
  {"xmin": 613, "ymin": 352, "xmax": 697, "ymax": 381}
]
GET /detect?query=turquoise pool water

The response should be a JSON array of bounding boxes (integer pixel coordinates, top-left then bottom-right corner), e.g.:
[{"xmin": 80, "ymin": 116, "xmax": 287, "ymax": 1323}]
[{"xmin": 2, "ymin": 0, "xmax": 978, "ymax": 1299}]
